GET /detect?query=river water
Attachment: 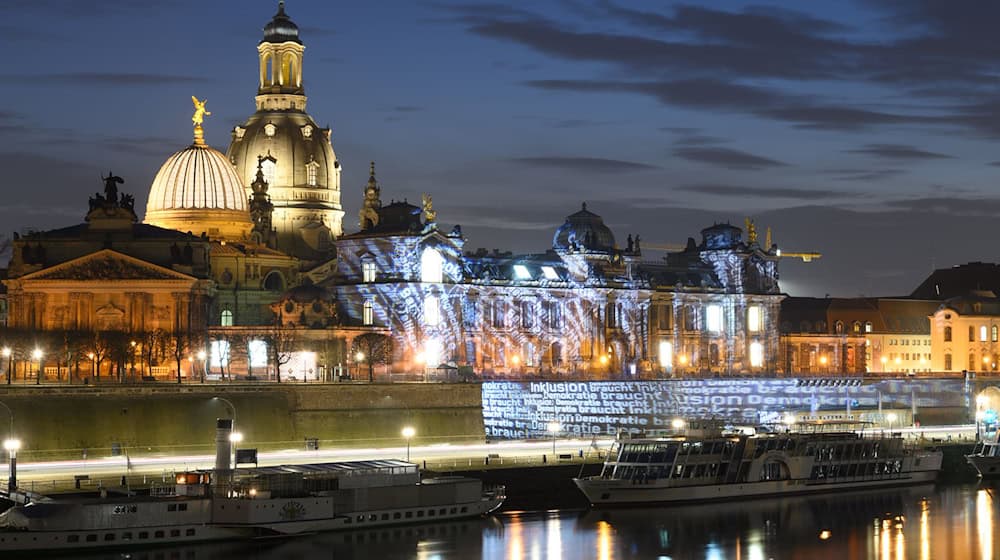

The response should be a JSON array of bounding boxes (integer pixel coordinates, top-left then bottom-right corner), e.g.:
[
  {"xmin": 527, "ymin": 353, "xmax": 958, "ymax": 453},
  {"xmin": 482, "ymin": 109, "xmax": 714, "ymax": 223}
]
[{"xmin": 58, "ymin": 482, "xmax": 999, "ymax": 560}]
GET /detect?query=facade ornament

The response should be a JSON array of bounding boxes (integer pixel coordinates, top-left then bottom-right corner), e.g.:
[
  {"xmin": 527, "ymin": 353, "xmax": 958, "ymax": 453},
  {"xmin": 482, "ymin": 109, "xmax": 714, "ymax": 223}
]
[
  {"xmin": 422, "ymin": 193, "xmax": 436, "ymax": 224},
  {"xmin": 745, "ymin": 217, "xmax": 758, "ymax": 245}
]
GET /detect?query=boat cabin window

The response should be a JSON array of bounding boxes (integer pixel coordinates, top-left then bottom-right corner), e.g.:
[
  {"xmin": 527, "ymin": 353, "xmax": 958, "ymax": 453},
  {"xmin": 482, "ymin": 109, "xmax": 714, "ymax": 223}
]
[
  {"xmin": 155, "ymin": 531, "xmax": 164, "ymax": 538},
  {"xmin": 104, "ymin": 534, "xmax": 115, "ymax": 542},
  {"xmin": 86, "ymin": 534, "xmax": 97, "ymax": 542},
  {"xmin": 394, "ymin": 512, "xmax": 401, "ymax": 519},
  {"xmin": 139, "ymin": 532, "xmax": 149, "ymax": 540},
  {"xmin": 67, "ymin": 535, "xmax": 79, "ymax": 543},
  {"xmin": 170, "ymin": 530, "xmax": 180, "ymax": 537},
  {"xmin": 186, "ymin": 529, "xmax": 196, "ymax": 536}
]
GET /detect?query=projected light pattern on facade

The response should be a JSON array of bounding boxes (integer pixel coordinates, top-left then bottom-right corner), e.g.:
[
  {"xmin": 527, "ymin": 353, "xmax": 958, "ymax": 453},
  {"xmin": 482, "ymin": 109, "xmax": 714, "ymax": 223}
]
[
  {"xmin": 482, "ymin": 379, "xmax": 968, "ymax": 439},
  {"xmin": 331, "ymin": 170, "xmax": 784, "ymax": 375}
]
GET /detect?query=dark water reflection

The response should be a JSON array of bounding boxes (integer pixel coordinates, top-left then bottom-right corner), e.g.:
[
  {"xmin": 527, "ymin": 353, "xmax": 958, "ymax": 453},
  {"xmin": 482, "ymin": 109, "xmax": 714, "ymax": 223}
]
[{"xmin": 57, "ymin": 483, "xmax": 999, "ymax": 560}]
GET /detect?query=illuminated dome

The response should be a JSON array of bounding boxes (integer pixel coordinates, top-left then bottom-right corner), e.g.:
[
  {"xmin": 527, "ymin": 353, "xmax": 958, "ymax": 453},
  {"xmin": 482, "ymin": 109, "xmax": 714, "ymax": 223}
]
[
  {"xmin": 553, "ymin": 203, "xmax": 616, "ymax": 253},
  {"xmin": 262, "ymin": 1, "xmax": 300, "ymax": 44},
  {"xmin": 145, "ymin": 143, "xmax": 253, "ymax": 241}
]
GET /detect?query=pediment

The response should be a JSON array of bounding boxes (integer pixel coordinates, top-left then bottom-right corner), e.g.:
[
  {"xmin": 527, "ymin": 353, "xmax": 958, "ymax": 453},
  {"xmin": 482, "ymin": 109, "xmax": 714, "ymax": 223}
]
[{"xmin": 23, "ymin": 249, "xmax": 195, "ymax": 282}]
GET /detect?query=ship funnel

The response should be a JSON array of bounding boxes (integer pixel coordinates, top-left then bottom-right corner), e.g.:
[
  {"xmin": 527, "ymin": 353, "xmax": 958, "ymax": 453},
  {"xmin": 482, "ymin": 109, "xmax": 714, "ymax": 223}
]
[{"xmin": 215, "ymin": 418, "xmax": 233, "ymax": 472}]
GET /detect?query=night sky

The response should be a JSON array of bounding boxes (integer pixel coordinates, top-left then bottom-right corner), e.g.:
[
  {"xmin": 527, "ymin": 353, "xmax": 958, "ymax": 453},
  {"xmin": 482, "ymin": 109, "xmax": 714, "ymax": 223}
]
[{"xmin": 5, "ymin": 0, "xmax": 1000, "ymax": 297}]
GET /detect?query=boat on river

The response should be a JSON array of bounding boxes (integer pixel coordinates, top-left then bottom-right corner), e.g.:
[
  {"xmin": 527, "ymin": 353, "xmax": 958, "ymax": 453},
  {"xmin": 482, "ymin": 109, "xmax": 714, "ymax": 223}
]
[
  {"xmin": 0, "ymin": 421, "xmax": 505, "ymax": 552},
  {"xmin": 966, "ymin": 432, "xmax": 1000, "ymax": 478},
  {"xmin": 573, "ymin": 422, "xmax": 942, "ymax": 506}
]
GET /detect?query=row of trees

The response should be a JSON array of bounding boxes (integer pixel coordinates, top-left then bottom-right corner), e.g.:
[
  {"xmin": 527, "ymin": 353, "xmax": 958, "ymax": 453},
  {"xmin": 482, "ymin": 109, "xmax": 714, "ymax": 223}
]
[{"xmin": 0, "ymin": 326, "xmax": 395, "ymax": 384}]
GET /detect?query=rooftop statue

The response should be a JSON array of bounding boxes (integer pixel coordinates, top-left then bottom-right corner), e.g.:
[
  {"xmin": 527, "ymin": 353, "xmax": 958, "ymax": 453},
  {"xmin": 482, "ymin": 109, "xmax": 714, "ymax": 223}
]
[{"xmin": 191, "ymin": 96, "xmax": 211, "ymax": 125}]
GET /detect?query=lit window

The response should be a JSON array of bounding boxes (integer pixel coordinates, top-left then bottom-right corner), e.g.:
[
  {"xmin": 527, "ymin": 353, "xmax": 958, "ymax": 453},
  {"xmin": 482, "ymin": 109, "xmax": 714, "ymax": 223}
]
[
  {"xmin": 658, "ymin": 341, "xmax": 673, "ymax": 369},
  {"xmin": 541, "ymin": 266, "xmax": 559, "ymax": 280},
  {"xmin": 993, "ymin": 326, "xmax": 998, "ymax": 343},
  {"xmin": 982, "ymin": 326, "xmax": 989, "ymax": 342},
  {"xmin": 261, "ymin": 158, "xmax": 276, "ymax": 186},
  {"xmin": 864, "ymin": 321, "xmax": 872, "ymax": 333},
  {"xmin": 363, "ymin": 300, "xmax": 374, "ymax": 326},
  {"xmin": 524, "ymin": 342, "xmax": 536, "ymax": 366},
  {"xmin": 747, "ymin": 306, "xmax": 761, "ymax": 333},
  {"xmin": 513, "ymin": 265, "xmax": 531, "ymax": 280},
  {"xmin": 210, "ymin": 340, "xmax": 230, "ymax": 368},
  {"xmin": 421, "ymin": 248, "xmax": 443, "ymax": 283},
  {"xmin": 362, "ymin": 261, "xmax": 376, "ymax": 283},
  {"xmin": 220, "ymin": 309, "xmax": 233, "ymax": 327},
  {"xmin": 424, "ymin": 339, "xmax": 442, "ymax": 367},
  {"xmin": 248, "ymin": 340, "xmax": 268, "ymax": 368},
  {"xmin": 706, "ymin": 305, "xmax": 723, "ymax": 333},
  {"xmin": 424, "ymin": 295, "xmax": 440, "ymax": 326},
  {"xmin": 306, "ymin": 162, "xmax": 319, "ymax": 186},
  {"xmin": 749, "ymin": 342, "xmax": 764, "ymax": 368}
]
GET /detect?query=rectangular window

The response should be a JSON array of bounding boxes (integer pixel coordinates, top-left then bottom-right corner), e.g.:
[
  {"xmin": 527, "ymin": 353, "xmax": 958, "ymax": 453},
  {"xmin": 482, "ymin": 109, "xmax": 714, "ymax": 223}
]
[
  {"xmin": 750, "ymin": 342, "xmax": 764, "ymax": 367},
  {"xmin": 545, "ymin": 301, "xmax": 561, "ymax": 329},
  {"xmin": 747, "ymin": 306, "xmax": 761, "ymax": 333},
  {"xmin": 248, "ymin": 339, "xmax": 268, "ymax": 368},
  {"xmin": 363, "ymin": 300, "xmax": 374, "ymax": 326},
  {"xmin": 307, "ymin": 163, "xmax": 318, "ymax": 186},
  {"xmin": 540, "ymin": 266, "xmax": 559, "ymax": 280},
  {"xmin": 513, "ymin": 264, "xmax": 531, "ymax": 280},
  {"xmin": 658, "ymin": 341, "xmax": 673, "ymax": 369},
  {"xmin": 982, "ymin": 326, "xmax": 989, "ymax": 342},
  {"xmin": 520, "ymin": 301, "xmax": 534, "ymax": 329},
  {"xmin": 362, "ymin": 261, "xmax": 376, "ymax": 283},
  {"xmin": 492, "ymin": 301, "xmax": 505, "ymax": 328},
  {"xmin": 706, "ymin": 305, "xmax": 723, "ymax": 333},
  {"xmin": 424, "ymin": 295, "xmax": 440, "ymax": 326},
  {"xmin": 209, "ymin": 340, "xmax": 230, "ymax": 368},
  {"xmin": 657, "ymin": 304, "xmax": 672, "ymax": 330}
]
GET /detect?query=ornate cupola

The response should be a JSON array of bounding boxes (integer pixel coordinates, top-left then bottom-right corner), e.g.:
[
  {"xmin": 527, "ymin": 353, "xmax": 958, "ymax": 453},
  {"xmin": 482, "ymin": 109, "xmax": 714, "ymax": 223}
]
[
  {"xmin": 257, "ymin": 0, "xmax": 306, "ymax": 112},
  {"xmin": 359, "ymin": 161, "xmax": 382, "ymax": 230},
  {"xmin": 227, "ymin": 2, "xmax": 345, "ymax": 260}
]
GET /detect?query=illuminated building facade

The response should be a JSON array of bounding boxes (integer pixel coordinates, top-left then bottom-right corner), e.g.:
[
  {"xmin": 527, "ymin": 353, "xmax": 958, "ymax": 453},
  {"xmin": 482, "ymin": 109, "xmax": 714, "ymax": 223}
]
[
  {"xmin": 332, "ymin": 166, "xmax": 784, "ymax": 376},
  {"xmin": 930, "ymin": 294, "xmax": 1000, "ymax": 373}
]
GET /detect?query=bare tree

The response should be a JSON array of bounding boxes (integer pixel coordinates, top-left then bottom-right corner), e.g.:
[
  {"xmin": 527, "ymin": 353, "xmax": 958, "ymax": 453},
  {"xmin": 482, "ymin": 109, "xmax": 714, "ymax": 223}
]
[
  {"xmin": 351, "ymin": 333, "xmax": 393, "ymax": 383},
  {"xmin": 266, "ymin": 326, "xmax": 296, "ymax": 383}
]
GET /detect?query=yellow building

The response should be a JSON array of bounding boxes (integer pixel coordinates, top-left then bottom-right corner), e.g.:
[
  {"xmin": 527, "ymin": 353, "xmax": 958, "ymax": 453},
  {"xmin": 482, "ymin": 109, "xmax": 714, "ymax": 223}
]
[{"xmin": 930, "ymin": 293, "xmax": 1000, "ymax": 372}]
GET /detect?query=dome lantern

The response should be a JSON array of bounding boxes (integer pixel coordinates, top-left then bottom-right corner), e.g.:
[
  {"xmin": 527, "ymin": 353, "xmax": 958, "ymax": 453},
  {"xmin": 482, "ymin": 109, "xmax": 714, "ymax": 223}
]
[{"xmin": 553, "ymin": 202, "xmax": 616, "ymax": 253}]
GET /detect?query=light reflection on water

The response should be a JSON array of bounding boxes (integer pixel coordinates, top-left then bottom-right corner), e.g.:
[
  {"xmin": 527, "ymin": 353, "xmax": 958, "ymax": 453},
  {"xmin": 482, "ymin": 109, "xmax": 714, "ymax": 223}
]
[{"xmin": 52, "ymin": 483, "xmax": 1000, "ymax": 560}]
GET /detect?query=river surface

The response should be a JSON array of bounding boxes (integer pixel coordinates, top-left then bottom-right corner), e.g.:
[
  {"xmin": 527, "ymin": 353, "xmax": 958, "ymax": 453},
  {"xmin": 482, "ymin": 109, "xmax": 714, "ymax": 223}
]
[{"xmin": 51, "ymin": 482, "xmax": 1000, "ymax": 560}]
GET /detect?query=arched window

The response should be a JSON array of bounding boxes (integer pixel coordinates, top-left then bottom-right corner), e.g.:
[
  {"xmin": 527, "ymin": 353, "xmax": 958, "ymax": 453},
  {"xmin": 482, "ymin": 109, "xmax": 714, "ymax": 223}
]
[
  {"xmin": 421, "ymin": 247, "xmax": 443, "ymax": 283},
  {"xmin": 992, "ymin": 326, "xmax": 998, "ymax": 343},
  {"xmin": 363, "ymin": 300, "xmax": 374, "ymax": 326},
  {"xmin": 852, "ymin": 321, "xmax": 861, "ymax": 334},
  {"xmin": 220, "ymin": 309, "xmax": 233, "ymax": 327},
  {"xmin": 835, "ymin": 320, "xmax": 844, "ymax": 334},
  {"xmin": 944, "ymin": 353, "xmax": 952, "ymax": 370},
  {"xmin": 261, "ymin": 158, "xmax": 277, "ymax": 186},
  {"xmin": 970, "ymin": 326, "xmax": 976, "ymax": 342},
  {"xmin": 944, "ymin": 326, "xmax": 952, "ymax": 342},
  {"xmin": 864, "ymin": 321, "xmax": 872, "ymax": 333},
  {"xmin": 263, "ymin": 271, "xmax": 285, "ymax": 292},
  {"xmin": 982, "ymin": 325, "xmax": 989, "ymax": 342}
]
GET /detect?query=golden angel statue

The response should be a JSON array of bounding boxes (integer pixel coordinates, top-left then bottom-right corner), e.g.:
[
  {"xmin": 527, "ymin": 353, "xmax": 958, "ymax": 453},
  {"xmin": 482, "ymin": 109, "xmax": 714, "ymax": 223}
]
[
  {"xmin": 191, "ymin": 96, "xmax": 211, "ymax": 125},
  {"xmin": 422, "ymin": 193, "xmax": 437, "ymax": 223}
]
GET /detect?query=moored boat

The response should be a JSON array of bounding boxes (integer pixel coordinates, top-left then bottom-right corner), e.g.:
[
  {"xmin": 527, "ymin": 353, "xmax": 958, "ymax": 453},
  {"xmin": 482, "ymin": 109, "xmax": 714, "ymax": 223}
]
[
  {"xmin": 0, "ymin": 421, "xmax": 504, "ymax": 552},
  {"xmin": 573, "ymin": 422, "xmax": 942, "ymax": 506},
  {"xmin": 966, "ymin": 432, "xmax": 1000, "ymax": 478}
]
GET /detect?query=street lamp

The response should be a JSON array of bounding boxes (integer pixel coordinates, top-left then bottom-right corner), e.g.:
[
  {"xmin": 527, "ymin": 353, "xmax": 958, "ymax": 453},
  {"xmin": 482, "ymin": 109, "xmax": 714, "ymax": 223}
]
[
  {"xmin": 671, "ymin": 418, "xmax": 686, "ymax": 431},
  {"xmin": 31, "ymin": 348, "xmax": 42, "ymax": 385},
  {"xmin": 2, "ymin": 348, "xmax": 10, "ymax": 385},
  {"xmin": 547, "ymin": 421, "xmax": 561, "ymax": 454},
  {"xmin": 880, "ymin": 356, "xmax": 888, "ymax": 372},
  {"xmin": 887, "ymin": 412, "xmax": 898, "ymax": 431},
  {"xmin": 0, "ymin": 400, "xmax": 17, "ymax": 493},
  {"xmin": 130, "ymin": 340, "xmax": 138, "ymax": 380},
  {"xmin": 212, "ymin": 397, "xmax": 237, "ymax": 426},
  {"xmin": 401, "ymin": 426, "xmax": 415, "ymax": 462}
]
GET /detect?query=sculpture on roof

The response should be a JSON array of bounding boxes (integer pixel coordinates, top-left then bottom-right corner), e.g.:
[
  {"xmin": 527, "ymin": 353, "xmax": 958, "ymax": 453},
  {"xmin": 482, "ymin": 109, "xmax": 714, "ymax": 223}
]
[
  {"xmin": 422, "ymin": 193, "xmax": 436, "ymax": 224},
  {"xmin": 191, "ymin": 96, "xmax": 211, "ymax": 125},
  {"xmin": 359, "ymin": 161, "xmax": 382, "ymax": 230}
]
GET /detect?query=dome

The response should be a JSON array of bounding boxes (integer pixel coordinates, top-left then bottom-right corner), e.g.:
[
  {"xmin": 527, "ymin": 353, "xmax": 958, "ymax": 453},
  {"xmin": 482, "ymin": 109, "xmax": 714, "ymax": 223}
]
[
  {"xmin": 553, "ymin": 203, "xmax": 616, "ymax": 253},
  {"xmin": 145, "ymin": 144, "xmax": 253, "ymax": 241},
  {"xmin": 701, "ymin": 223, "xmax": 743, "ymax": 250},
  {"xmin": 262, "ymin": 1, "xmax": 301, "ymax": 44}
]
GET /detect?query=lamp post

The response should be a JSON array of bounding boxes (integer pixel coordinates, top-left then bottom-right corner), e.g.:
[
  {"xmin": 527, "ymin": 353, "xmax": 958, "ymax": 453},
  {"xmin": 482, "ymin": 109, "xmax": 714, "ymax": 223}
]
[
  {"xmin": 2, "ymin": 348, "xmax": 10, "ymax": 385},
  {"xmin": 31, "ymin": 348, "xmax": 42, "ymax": 385},
  {"xmin": 130, "ymin": 340, "xmax": 138, "ymax": 381},
  {"xmin": 0, "ymin": 400, "xmax": 17, "ymax": 493},
  {"xmin": 401, "ymin": 426, "xmax": 415, "ymax": 462},
  {"xmin": 212, "ymin": 396, "xmax": 237, "ymax": 427},
  {"xmin": 977, "ymin": 394, "xmax": 988, "ymax": 441},
  {"xmin": 547, "ymin": 421, "xmax": 561, "ymax": 454},
  {"xmin": 87, "ymin": 352, "xmax": 96, "ymax": 381},
  {"xmin": 887, "ymin": 412, "xmax": 898, "ymax": 431}
]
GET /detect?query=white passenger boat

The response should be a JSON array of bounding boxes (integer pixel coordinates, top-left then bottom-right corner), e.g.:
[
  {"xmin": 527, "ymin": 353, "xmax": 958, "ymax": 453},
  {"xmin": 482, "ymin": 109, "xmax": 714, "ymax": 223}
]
[
  {"xmin": 573, "ymin": 423, "xmax": 942, "ymax": 506},
  {"xmin": 966, "ymin": 432, "xmax": 1000, "ymax": 478},
  {"xmin": 0, "ymin": 421, "xmax": 505, "ymax": 552}
]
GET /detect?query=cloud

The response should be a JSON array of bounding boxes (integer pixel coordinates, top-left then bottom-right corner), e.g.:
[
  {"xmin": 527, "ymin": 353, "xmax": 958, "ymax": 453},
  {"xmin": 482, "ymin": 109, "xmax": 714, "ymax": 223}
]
[
  {"xmin": 31, "ymin": 73, "xmax": 209, "ymax": 86},
  {"xmin": 508, "ymin": 156, "xmax": 659, "ymax": 173},
  {"xmin": 883, "ymin": 197, "xmax": 1000, "ymax": 215},
  {"xmin": 825, "ymin": 168, "xmax": 906, "ymax": 182},
  {"xmin": 845, "ymin": 144, "xmax": 953, "ymax": 160},
  {"xmin": 673, "ymin": 147, "xmax": 786, "ymax": 170},
  {"xmin": 676, "ymin": 184, "xmax": 846, "ymax": 200}
]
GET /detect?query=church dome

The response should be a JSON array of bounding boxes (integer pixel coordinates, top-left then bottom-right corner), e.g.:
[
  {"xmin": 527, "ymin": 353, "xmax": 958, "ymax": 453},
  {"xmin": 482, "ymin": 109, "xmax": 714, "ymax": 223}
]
[
  {"xmin": 262, "ymin": 1, "xmax": 300, "ymax": 44},
  {"xmin": 553, "ymin": 203, "xmax": 616, "ymax": 253},
  {"xmin": 145, "ymin": 143, "xmax": 253, "ymax": 241}
]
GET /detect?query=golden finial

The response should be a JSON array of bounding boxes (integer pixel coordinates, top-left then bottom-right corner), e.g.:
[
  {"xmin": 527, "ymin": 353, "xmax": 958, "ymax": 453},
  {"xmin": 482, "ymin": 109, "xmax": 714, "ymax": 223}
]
[
  {"xmin": 422, "ymin": 193, "xmax": 436, "ymax": 223},
  {"xmin": 191, "ymin": 96, "xmax": 211, "ymax": 145}
]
